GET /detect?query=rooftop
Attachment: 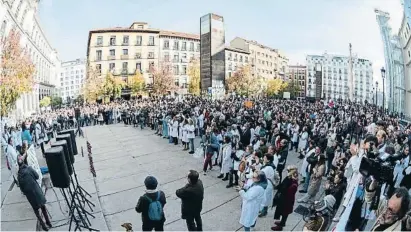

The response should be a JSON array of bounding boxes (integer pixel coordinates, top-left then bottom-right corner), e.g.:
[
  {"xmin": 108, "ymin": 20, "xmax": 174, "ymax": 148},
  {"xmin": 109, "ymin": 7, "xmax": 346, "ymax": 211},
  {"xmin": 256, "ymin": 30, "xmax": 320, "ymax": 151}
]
[
  {"xmin": 159, "ymin": 30, "xmax": 200, "ymax": 40},
  {"xmin": 225, "ymin": 46, "xmax": 250, "ymax": 54}
]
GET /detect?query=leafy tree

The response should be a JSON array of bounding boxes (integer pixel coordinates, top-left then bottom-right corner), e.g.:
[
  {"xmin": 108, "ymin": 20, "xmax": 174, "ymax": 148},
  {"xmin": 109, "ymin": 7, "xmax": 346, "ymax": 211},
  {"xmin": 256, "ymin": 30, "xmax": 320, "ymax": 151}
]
[
  {"xmin": 225, "ymin": 65, "xmax": 260, "ymax": 96},
  {"xmin": 101, "ymin": 72, "xmax": 125, "ymax": 100},
  {"xmin": 74, "ymin": 94, "xmax": 84, "ymax": 105},
  {"xmin": 39, "ymin": 96, "xmax": 51, "ymax": 107},
  {"xmin": 149, "ymin": 61, "xmax": 177, "ymax": 96},
  {"xmin": 127, "ymin": 72, "xmax": 145, "ymax": 96},
  {"xmin": 266, "ymin": 78, "xmax": 288, "ymax": 96},
  {"xmin": 50, "ymin": 96, "xmax": 62, "ymax": 108},
  {"xmin": 0, "ymin": 29, "xmax": 35, "ymax": 116},
  {"xmin": 281, "ymin": 81, "xmax": 301, "ymax": 98},
  {"xmin": 83, "ymin": 65, "xmax": 103, "ymax": 103},
  {"xmin": 188, "ymin": 59, "xmax": 200, "ymax": 96}
]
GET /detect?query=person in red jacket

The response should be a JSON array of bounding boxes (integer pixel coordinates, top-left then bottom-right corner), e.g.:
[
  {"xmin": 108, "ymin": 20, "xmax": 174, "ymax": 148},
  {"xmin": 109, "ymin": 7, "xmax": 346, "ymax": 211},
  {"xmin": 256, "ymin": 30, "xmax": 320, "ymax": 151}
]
[{"xmin": 271, "ymin": 165, "xmax": 299, "ymax": 231}]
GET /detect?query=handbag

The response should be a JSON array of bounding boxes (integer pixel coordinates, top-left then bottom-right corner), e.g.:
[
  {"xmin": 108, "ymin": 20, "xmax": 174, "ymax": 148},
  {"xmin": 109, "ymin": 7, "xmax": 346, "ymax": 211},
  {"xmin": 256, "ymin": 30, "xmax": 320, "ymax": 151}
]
[{"xmin": 272, "ymin": 190, "xmax": 282, "ymax": 208}]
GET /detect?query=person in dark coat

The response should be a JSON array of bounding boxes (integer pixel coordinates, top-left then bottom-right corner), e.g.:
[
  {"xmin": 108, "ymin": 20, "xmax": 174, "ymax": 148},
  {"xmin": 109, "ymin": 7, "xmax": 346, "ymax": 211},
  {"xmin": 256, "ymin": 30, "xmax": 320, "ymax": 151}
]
[
  {"xmin": 136, "ymin": 176, "xmax": 167, "ymax": 231},
  {"xmin": 176, "ymin": 170, "xmax": 204, "ymax": 231},
  {"xmin": 17, "ymin": 156, "xmax": 51, "ymax": 231},
  {"xmin": 271, "ymin": 165, "xmax": 298, "ymax": 231}
]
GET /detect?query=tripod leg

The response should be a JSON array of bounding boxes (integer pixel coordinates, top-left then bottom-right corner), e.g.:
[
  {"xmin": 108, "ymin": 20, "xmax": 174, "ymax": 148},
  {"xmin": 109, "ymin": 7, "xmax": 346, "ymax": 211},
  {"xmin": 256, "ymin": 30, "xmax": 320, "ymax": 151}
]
[
  {"xmin": 62, "ymin": 189, "xmax": 76, "ymax": 231},
  {"xmin": 69, "ymin": 185, "xmax": 92, "ymax": 226}
]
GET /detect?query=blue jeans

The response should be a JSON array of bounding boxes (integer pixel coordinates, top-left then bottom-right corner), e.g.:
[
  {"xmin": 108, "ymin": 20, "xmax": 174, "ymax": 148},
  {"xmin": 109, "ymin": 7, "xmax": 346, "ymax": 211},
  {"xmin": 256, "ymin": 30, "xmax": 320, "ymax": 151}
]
[
  {"xmin": 189, "ymin": 138, "xmax": 195, "ymax": 152},
  {"xmin": 304, "ymin": 171, "xmax": 311, "ymax": 191}
]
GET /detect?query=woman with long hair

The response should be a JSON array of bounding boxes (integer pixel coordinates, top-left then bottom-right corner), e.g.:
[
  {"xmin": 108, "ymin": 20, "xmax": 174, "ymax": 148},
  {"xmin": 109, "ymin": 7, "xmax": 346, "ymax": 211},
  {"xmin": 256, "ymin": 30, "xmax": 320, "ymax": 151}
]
[{"xmin": 271, "ymin": 165, "xmax": 299, "ymax": 231}]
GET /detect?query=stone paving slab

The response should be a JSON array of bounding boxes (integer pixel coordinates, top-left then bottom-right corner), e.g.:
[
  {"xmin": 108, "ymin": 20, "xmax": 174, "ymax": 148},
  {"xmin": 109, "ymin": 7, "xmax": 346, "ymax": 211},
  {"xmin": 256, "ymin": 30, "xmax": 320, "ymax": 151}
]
[{"xmin": 1, "ymin": 124, "xmax": 320, "ymax": 231}]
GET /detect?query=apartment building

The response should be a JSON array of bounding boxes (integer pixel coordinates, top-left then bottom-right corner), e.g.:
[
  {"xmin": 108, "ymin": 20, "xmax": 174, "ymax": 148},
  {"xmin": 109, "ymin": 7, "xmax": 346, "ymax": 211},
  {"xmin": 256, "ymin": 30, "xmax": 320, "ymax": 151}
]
[
  {"xmin": 306, "ymin": 53, "xmax": 373, "ymax": 103},
  {"xmin": 59, "ymin": 59, "xmax": 86, "ymax": 102},
  {"xmin": 225, "ymin": 46, "xmax": 250, "ymax": 78},
  {"xmin": 87, "ymin": 22, "xmax": 200, "ymax": 95},
  {"xmin": 287, "ymin": 65, "xmax": 306, "ymax": 97},
  {"xmin": 376, "ymin": 9, "xmax": 406, "ymax": 114},
  {"xmin": 1, "ymin": 0, "xmax": 60, "ymax": 118},
  {"xmin": 398, "ymin": 2, "xmax": 411, "ymax": 118},
  {"xmin": 229, "ymin": 37, "xmax": 288, "ymax": 80}
]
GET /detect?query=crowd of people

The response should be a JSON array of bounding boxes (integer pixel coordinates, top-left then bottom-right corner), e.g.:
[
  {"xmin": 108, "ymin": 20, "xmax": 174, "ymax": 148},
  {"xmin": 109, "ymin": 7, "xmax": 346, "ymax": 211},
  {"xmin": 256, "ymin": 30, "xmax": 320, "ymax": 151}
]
[{"xmin": 2, "ymin": 96, "xmax": 411, "ymax": 231}]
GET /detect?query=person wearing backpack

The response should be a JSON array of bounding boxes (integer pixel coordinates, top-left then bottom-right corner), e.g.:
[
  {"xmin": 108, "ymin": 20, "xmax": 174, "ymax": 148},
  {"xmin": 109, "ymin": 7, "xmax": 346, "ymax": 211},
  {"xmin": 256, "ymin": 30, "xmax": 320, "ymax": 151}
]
[
  {"xmin": 136, "ymin": 176, "xmax": 167, "ymax": 231},
  {"xmin": 176, "ymin": 170, "xmax": 204, "ymax": 231}
]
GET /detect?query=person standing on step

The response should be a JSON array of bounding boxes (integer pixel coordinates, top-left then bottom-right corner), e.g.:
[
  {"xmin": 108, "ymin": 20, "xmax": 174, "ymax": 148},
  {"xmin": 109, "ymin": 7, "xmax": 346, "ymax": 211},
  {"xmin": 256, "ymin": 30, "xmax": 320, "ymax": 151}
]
[
  {"xmin": 17, "ymin": 156, "xmax": 52, "ymax": 231},
  {"xmin": 218, "ymin": 136, "xmax": 232, "ymax": 181},
  {"xmin": 136, "ymin": 176, "xmax": 167, "ymax": 231},
  {"xmin": 176, "ymin": 170, "xmax": 204, "ymax": 231}
]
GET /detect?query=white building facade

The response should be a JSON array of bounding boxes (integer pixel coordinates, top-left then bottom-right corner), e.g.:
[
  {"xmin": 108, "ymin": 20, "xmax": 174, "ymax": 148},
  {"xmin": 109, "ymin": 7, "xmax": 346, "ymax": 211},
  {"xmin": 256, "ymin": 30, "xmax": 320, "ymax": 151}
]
[
  {"xmin": 306, "ymin": 53, "xmax": 373, "ymax": 103},
  {"xmin": 399, "ymin": 1, "xmax": 411, "ymax": 119},
  {"xmin": 158, "ymin": 31, "xmax": 200, "ymax": 95},
  {"xmin": 1, "ymin": 0, "xmax": 60, "ymax": 118},
  {"xmin": 376, "ymin": 9, "xmax": 406, "ymax": 114},
  {"xmin": 59, "ymin": 59, "xmax": 86, "ymax": 102}
]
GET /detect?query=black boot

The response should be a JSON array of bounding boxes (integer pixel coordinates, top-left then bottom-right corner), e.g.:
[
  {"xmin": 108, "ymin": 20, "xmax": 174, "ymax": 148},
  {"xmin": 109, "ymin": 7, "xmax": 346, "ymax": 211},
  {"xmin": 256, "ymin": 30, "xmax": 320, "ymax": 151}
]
[
  {"xmin": 222, "ymin": 173, "xmax": 229, "ymax": 181},
  {"xmin": 217, "ymin": 174, "xmax": 224, "ymax": 178}
]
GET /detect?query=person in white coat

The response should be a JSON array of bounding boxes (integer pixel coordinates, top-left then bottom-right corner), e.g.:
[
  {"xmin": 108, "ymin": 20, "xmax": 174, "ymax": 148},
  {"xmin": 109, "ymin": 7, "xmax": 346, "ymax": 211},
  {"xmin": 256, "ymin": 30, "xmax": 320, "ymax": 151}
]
[
  {"xmin": 239, "ymin": 171, "xmax": 267, "ymax": 231},
  {"xmin": 186, "ymin": 119, "xmax": 196, "ymax": 154},
  {"xmin": 171, "ymin": 117, "xmax": 179, "ymax": 145},
  {"xmin": 259, "ymin": 154, "xmax": 275, "ymax": 217},
  {"xmin": 218, "ymin": 136, "xmax": 232, "ymax": 181},
  {"xmin": 393, "ymin": 147, "xmax": 410, "ymax": 188},
  {"xmin": 20, "ymin": 141, "xmax": 43, "ymax": 187},
  {"xmin": 35, "ymin": 121, "xmax": 45, "ymax": 156},
  {"xmin": 299, "ymin": 142, "xmax": 315, "ymax": 183},
  {"xmin": 298, "ymin": 127, "xmax": 309, "ymax": 154},
  {"xmin": 290, "ymin": 124, "xmax": 299, "ymax": 152},
  {"xmin": 6, "ymin": 137, "xmax": 19, "ymax": 186},
  {"xmin": 227, "ymin": 142, "xmax": 244, "ymax": 188}
]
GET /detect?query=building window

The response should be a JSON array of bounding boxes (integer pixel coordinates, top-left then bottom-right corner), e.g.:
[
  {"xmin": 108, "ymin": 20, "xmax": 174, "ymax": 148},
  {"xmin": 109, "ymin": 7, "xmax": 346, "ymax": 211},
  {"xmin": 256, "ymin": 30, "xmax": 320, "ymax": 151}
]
[
  {"xmin": 123, "ymin": 49, "xmax": 128, "ymax": 55},
  {"xmin": 96, "ymin": 50, "xmax": 102, "ymax": 61},
  {"xmin": 123, "ymin": 35, "xmax": 129, "ymax": 45},
  {"xmin": 15, "ymin": 0, "xmax": 23, "ymax": 17},
  {"xmin": 173, "ymin": 66, "xmax": 179, "ymax": 75},
  {"xmin": 239, "ymin": 55, "xmax": 243, "ymax": 62},
  {"xmin": 228, "ymin": 53, "xmax": 232, "ymax": 60},
  {"xmin": 109, "ymin": 63, "xmax": 115, "ymax": 71},
  {"xmin": 136, "ymin": 62, "xmax": 142, "ymax": 72},
  {"xmin": 173, "ymin": 41, "xmax": 179, "ymax": 50},
  {"xmin": 135, "ymin": 52, "xmax": 141, "ymax": 59},
  {"xmin": 182, "ymin": 42, "xmax": 187, "ymax": 51},
  {"xmin": 149, "ymin": 62, "xmax": 155, "ymax": 70},
  {"xmin": 189, "ymin": 42, "xmax": 194, "ymax": 51},
  {"xmin": 228, "ymin": 72, "xmax": 232, "ymax": 77},
  {"xmin": 245, "ymin": 56, "xmax": 248, "ymax": 63},
  {"xmin": 122, "ymin": 62, "xmax": 128, "ymax": 72},
  {"xmin": 173, "ymin": 54, "xmax": 179, "ymax": 62},
  {"xmin": 110, "ymin": 36, "xmax": 116, "ymax": 46},
  {"xmin": 163, "ymin": 40, "xmax": 169, "ymax": 49},
  {"xmin": 97, "ymin": 36, "xmax": 103, "ymax": 45},
  {"xmin": 164, "ymin": 52, "xmax": 169, "ymax": 62},
  {"xmin": 96, "ymin": 64, "xmax": 101, "ymax": 75},
  {"xmin": 196, "ymin": 43, "xmax": 200, "ymax": 52},
  {"xmin": 0, "ymin": 20, "xmax": 6, "ymax": 39},
  {"xmin": 148, "ymin": 36, "xmax": 155, "ymax": 46},
  {"xmin": 136, "ymin": 36, "xmax": 142, "ymax": 46},
  {"xmin": 148, "ymin": 52, "xmax": 154, "ymax": 59},
  {"xmin": 182, "ymin": 65, "xmax": 187, "ymax": 75},
  {"xmin": 20, "ymin": 9, "xmax": 27, "ymax": 24},
  {"xmin": 110, "ymin": 49, "xmax": 115, "ymax": 56}
]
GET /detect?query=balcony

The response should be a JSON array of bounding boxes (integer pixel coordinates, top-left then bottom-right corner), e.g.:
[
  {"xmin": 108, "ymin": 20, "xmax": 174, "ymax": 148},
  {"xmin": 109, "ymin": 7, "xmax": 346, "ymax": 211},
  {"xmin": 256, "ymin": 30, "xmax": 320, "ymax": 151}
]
[
  {"xmin": 94, "ymin": 58, "xmax": 102, "ymax": 62},
  {"xmin": 121, "ymin": 55, "xmax": 129, "ymax": 60},
  {"xmin": 148, "ymin": 55, "xmax": 155, "ymax": 59},
  {"xmin": 122, "ymin": 42, "xmax": 129, "ymax": 46},
  {"xmin": 181, "ymin": 58, "xmax": 188, "ymax": 63},
  {"xmin": 163, "ymin": 46, "xmax": 170, "ymax": 50},
  {"xmin": 107, "ymin": 56, "xmax": 116, "ymax": 60},
  {"xmin": 95, "ymin": 43, "xmax": 103, "ymax": 47},
  {"xmin": 135, "ymin": 54, "xmax": 142, "ymax": 59},
  {"xmin": 173, "ymin": 59, "xmax": 179, "ymax": 63},
  {"xmin": 111, "ymin": 68, "xmax": 137, "ymax": 76}
]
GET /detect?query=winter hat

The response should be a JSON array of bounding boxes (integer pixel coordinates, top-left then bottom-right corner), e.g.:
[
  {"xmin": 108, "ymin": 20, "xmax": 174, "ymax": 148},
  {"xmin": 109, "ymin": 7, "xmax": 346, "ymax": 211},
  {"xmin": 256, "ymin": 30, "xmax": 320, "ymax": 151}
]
[{"xmin": 144, "ymin": 176, "xmax": 158, "ymax": 190}]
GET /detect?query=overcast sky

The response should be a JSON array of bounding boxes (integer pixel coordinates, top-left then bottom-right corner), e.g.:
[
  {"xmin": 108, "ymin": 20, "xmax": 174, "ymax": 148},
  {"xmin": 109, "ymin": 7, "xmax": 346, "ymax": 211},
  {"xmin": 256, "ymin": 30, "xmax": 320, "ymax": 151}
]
[{"xmin": 38, "ymin": 0, "xmax": 403, "ymax": 83}]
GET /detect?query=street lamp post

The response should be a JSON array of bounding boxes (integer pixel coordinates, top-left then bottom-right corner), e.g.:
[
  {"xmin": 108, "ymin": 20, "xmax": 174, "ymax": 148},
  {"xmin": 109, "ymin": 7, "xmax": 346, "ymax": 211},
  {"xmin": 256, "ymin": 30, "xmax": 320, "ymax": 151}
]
[
  {"xmin": 375, "ymin": 81, "xmax": 378, "ymax": 106},
  {"xmin": 381, "ymin": 67, "xmax": 386, "ymax": 111}
]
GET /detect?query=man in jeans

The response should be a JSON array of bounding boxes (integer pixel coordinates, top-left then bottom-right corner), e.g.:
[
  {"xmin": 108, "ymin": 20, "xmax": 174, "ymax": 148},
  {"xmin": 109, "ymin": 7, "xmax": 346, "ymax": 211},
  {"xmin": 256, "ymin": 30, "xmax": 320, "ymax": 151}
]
[{"xmin": 176, "ymin": 170, "xmax": 204, "ymax": 231}]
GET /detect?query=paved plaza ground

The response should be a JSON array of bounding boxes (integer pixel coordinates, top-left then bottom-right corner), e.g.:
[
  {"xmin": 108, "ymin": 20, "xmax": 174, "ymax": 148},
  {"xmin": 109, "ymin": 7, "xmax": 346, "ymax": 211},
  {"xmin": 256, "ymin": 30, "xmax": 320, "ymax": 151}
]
[{"xmin": 1, "ymin": 124, "xmax": 324, "ymax": 231}]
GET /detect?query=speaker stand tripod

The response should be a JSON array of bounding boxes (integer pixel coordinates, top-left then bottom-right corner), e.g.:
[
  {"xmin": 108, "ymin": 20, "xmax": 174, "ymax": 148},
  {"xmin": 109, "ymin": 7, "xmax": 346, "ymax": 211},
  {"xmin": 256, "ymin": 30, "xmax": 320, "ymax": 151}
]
[
  {"xmin": 71, "ymin": 161, "xmax": 95, "ymax": 212},
  {"xmin": 60, "ymin": 184, "xmax": 99, "ymax": 231}
]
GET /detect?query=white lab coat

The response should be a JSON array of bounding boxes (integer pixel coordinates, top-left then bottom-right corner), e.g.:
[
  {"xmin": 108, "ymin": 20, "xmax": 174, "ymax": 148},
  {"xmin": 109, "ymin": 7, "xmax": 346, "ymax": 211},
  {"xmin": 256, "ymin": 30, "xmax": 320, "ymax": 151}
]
[
  {"xmin": 221, "ymin": 144, "xmax": 232, "ymax": 174},
  {"xmin": 233, "ymin": 150, "xmax": 244, "ymax": 171},
  {"xmin": 182, "ymin": 124, "xmax": 188, "ymax": 143},
  {"xmin": 261, "ymin": 165, "xmax": 275, "ymax": 207},
  {"xmin": 6, "ymin": 144, "xmax": 19, "ymax": 182},
  {"xmin": 239, "ymin": 184, "xmax": 265, "ymax": 227},
  {"xmin": 393, "ymin": 156, "xmax": 410, "ymax": 188},
  {"xmin": 298, "ymin": 131, "xmax": 308, "ymax": 150},
  {"xmin": 26, "ymin": 145, "xmax": 42, "ymax": 187},
  {"xmin": 171, "ymin": 120, "xmax": 179, "ymax": 138},
  {"xmin": 300, "ymin": 148, "xmax": 315, "ymax": 178},
  {"xmin": 186, "ymin": 124, "xmax": 195, "ymax": 139}
]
